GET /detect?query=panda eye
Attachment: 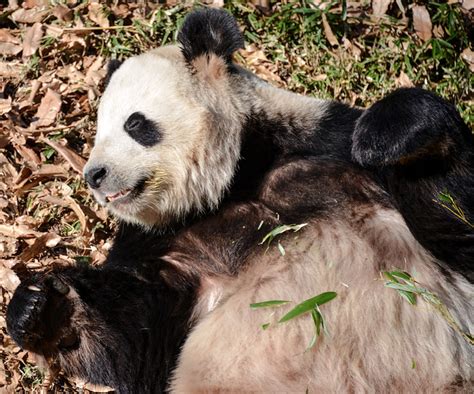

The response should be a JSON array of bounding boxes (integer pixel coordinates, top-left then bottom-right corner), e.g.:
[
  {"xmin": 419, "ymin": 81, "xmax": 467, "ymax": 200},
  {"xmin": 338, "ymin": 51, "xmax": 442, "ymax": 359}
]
[
  {"xmin": 124, "ymin": 112, "xmax": 161, "ymax": 147},
  {"xmin": 125, "ymin": 113, "xmax": 145, "ymax": 132}
]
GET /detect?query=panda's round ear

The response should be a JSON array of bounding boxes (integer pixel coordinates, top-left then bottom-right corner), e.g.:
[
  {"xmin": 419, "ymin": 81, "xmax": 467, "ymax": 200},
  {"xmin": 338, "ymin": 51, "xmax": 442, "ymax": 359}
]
[
  {"xmin": 178, "ymin": 8, "xmax": 244, "ymax": 68},
  {"xmin": 104, "ymin": 59, "xmax": 123, "ymax": 88}
]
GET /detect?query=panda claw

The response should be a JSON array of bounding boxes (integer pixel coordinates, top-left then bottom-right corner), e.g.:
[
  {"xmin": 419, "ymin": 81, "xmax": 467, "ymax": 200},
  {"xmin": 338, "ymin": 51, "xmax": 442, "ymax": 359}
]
[{"xmin": 6, "ymin": 274, "xmax": 75, "ymax": 354}]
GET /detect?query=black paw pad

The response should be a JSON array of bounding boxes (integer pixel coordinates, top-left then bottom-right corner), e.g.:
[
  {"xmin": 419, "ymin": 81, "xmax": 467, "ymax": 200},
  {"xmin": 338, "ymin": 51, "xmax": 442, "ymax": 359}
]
[{"xmin": 6, "ymin": 275, "xmax": 76, "ymax": 355}]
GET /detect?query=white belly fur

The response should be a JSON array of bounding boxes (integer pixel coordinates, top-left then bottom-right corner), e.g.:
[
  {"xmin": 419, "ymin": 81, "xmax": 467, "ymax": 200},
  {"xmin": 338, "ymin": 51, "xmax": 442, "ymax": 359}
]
[{"xmin": 171, "ymin": 208, "xmax": 474, "ymax": 393}]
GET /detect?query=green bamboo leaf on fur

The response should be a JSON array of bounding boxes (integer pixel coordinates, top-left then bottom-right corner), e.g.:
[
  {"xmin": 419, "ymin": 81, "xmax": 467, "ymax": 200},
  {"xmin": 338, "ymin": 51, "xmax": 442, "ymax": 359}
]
[
  {"xmin": 389, "ymin": 271, "xmax": 413, "ymax": 282},
  {"xmin": 250, "ymin": 300, "xmax": 290, "ymax": 309},
  {"xmin": 259, "ymin": 223, "xmax": 308, "ymax": 245},
  {"xmin": 384, "ymin": 282, "xmax": 422, "ymax": 293},
  {"xmin": 279, "ymin": 292, "xmax": 337, "ymax": 323},
  {"xmin": 277, "ymin": 242, "xmax": 286, "ymax": 256},
  {"xmin": 397, "ymin": 290, "xmax": 417, "ymax": 305}
]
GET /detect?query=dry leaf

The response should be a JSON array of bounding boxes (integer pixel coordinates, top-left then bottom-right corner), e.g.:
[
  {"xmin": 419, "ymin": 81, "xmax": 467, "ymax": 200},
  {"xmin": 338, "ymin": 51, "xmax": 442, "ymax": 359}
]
[
  {"xmin": 0, "ymin": 42, "xmax": 22, "ymax": 56},
  {"xmin": 395, "ymin": 71, "xmax": 414, "ymax": 87},
  {"xmin": 19, "ymin": 232, "xmax": 61, "ymax": 262},
  {"xmin": 372, "ymin": 0, "xmax": 392, "ymax": 17},
  {"xmin": 460, "ymin": 0, "xmax": 474, "ymax": 11},
  {"xmin": 11, "ymin": 7, "xmax": 48, "ymax": 24},
  {"xmin": 31, "ymin": 89, "xmax": 62, "ymax": 128},
  {"xmin": 433, "ymin": 25, "xmax": 444, "ymax": 39},
  {"xmin": 23, "ymin": 0, "xmax": 48, "ymax": 8},
  {"xmin": 22, "ymin": 22, "xmax": 44, "ymax": 58},
  {"xmin": 0, "ymin": 264, "xmax": 20, "ymax": 293},
  {"xmin": 111, "ymin": 3, "xmax": 130, "ymax": 18},
  {"xmin": 322, "ymin": 13, "xmax": 338, "ymax": 47},
  {"xmin": 88, "ymin": 3, "xmax": 110, "ymax": 28},
  {"xmin": 0, "ymin": 224, "xmax": 42, "ymax": 239},
  {"xmin": 0, "ymin": 29, "xmax": 20, "ymax": 44},
  {"xmin": 253, "ymin": 65, "xmax": 283, "ymax": 84},
  {"xmin": 84, "ymin": 56, "xmax": 105, "ymax": 87},
  {"xmin": 0, "ymin": 61, "xmax": 23, "ymax": 78},
  {"xmin": 40, "ymin": 137, "xmax": 87, "ymax": 174},
  {"xmin": 412, "ymin": 5, "xmax": 432, "ymax": 42},
  {"xmin": 41, "ymin": 195, "xmax": 88, "ymax": 234},
  {"xmin": 53, "ymin": 4, "xmax": 73, "ymax": 21},
  {"xmin": 461, "ymin": 48, "xmax": 474, "ymax": 73},
  {"xmin": 0, "ymin": 98, "xmax": 12, "ymax": 115},
  {"xmin": 73, "ymin": 378, "xmax": 114, "ymax": 393}
]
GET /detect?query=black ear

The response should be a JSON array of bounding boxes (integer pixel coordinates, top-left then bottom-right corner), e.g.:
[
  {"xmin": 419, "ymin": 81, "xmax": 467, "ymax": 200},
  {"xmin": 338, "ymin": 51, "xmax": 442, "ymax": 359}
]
[
  {"xmin": 178, "ymin": 8, "xmax": 244, "ymax": 66},
  {"xmin": 352, "ymin": 88, "xmax": 472, "ymax": 167},
  {"xmin": 104, "ymin": 59, "xmax": 123, "ymax": 88}
]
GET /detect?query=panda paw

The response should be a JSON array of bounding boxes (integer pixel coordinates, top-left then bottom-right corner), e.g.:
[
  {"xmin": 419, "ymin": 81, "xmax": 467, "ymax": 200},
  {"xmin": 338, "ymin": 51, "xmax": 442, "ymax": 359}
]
[
  {"xmin": 352, "ymin": 88, "xmax": 471, "ymax": 167},
  {"xmin": 6, "ymin": 275, "xmax": 78, "ymax": 355}
]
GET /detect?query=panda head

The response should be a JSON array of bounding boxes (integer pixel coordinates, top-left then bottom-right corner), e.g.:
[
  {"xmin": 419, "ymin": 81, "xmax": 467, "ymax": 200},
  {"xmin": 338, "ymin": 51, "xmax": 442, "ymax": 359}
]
[{"xmin": 84, "ymin": 9, "xmax": 246, "ymax": 227}]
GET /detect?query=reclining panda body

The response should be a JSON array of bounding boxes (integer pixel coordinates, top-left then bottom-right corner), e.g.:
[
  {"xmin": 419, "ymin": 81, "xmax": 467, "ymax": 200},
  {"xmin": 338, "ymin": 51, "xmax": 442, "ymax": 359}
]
[{"xmin": 6, "ymin": 9, "xmax": 474, "ymax": 393}]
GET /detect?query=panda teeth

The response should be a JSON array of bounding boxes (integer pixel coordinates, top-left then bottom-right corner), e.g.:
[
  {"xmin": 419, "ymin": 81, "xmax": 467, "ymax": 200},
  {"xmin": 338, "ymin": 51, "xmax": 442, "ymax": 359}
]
[{"xmin": 106, "ymin": 188, "xmax": 132, "ymax": 202}]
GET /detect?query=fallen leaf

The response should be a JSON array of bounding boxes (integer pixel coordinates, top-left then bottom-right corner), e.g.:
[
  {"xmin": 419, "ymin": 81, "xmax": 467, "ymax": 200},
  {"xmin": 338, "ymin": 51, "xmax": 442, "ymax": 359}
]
[
  {"xmin": 111, "ymin": 3, "xmax": 130, "ymax": 19},
  {"xmin": 433, "ymin": 25, "xmax": 444, "ymax": 39},
  {"xmin": 460, "ymin": 48, "xmax": 474, "ymax": 72},
  {"xmin": 13, "ymin": 144, "xmax": 41, "ymax": 167},
  {"xmin": 0, "ymin": 224, "xmax": 43, "ymax": 239},
  {"xmin": 372, "ymin": 0, "xmax": 392, "ymax": 17},
  {"xmin": 88, "ymin": 3, "xmax": 110, "ymax": 28},
  {"xmin": 23, "ymin": 0, "xmax": 48, "ymax": 8},
  {"xmin": 19, "ymin": 232, "xmax": 61, "ymax": 262},
  {"xmin": 395, "ymin": 71, "xmax": 414, "ymax": 87},
  {"xmin": 322, "ymin": 13, "xmax": 338, "ymax": 47},
  {"xmin": 41, "ymin": 195, "xmax": 88, "ymax": 234},
  {"xmin": 0, "ymin": 263, "xmax": 20, "ymax": 293},
  {"xmin": 22, "ymin": 22, "xmax": 44, "ymax": 58},
  {"xmin": 84, "ymin": 56, "xmax": 105, "ymax": 87},
  {"xmin": 40, "ymin": 137, "xmax": 87, "ymax": 174},
  {"xmin": 31, "ymin": 89, "xmax": 62, "ymax": 128},
  {"xmin": 460, "ymin": 0, "xmax": 474, "ymax": 11},
  {"xmin": 0, "ymin": 61, "xmax": 23, "ymax": 78},
  {"xmin": 412, "ymin": 5, "xmax": 432, "ymax": 42},
  {"xmin": 0, "ymin": 42, "xmax": 22, "ymax": 56},
  {"xmin": 53, "ymin": 4, "xmax": 73, "ymax": 21},
  {"xmin": 10, "ymin": 7, "xmax": 48, "ymax": 24},
  {"xmin": 0, "ymin": 97, "xmax": 12, "ymax": 115},
  {"xmin": 253, "ymin": 64, "xmax": 283, "ymax": 84},
  {"xmin": 0, "ymin": 29, "xmax": 20, "ymax": 44}
]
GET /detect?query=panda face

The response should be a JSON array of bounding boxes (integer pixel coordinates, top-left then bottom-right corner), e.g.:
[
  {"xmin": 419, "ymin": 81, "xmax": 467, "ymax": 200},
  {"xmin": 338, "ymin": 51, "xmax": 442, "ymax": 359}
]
[{"xmin": 84, "ymin": 45, "xmax": 244, "ymax": 226}]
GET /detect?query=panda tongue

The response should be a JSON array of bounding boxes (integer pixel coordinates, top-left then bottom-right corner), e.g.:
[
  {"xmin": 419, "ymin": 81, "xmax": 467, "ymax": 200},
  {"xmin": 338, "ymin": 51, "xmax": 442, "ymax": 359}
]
[{"xmin": 106, "ymin": 188, "xmax": 131, "ymax": 202}]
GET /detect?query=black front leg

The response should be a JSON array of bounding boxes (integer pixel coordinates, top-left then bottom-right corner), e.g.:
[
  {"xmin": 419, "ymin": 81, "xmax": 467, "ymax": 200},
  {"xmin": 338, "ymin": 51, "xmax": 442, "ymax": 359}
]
[
  {"xmin": 7, "ymin": 264, "xmax": 196, "ymax": 393},
  {"xmin": 352, "ymin": 88, "xmax": 474, "ymax": 281}
]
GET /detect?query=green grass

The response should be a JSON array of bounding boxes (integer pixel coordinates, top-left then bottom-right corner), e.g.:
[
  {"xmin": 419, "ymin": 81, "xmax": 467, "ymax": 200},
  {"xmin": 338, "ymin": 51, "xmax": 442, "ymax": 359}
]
[{"xmin": 28, "ymin": 1, "xmax": 472, "ymax": 127}]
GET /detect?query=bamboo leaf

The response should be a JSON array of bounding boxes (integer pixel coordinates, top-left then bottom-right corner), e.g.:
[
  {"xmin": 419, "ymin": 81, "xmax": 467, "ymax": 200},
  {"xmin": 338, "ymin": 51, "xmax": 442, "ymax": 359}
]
[
  {"xmin": 250, "ymin": 300, "xmax": 290, "ymax": 309},
  {"xmin": 398, "ymin": 290, "xmax": 417, "ymax": 305},
  {"xmin": 259, "ymin": 223, "xmax": 308, "ymax": 245},
  {"xmin": 390, "ymin": 271, "xmax": 413, "ymax": 282},
  {"xmin": 277, "ymin": 242, "xmax": 285, "ymax": 256},
  {"xmin": 278, "ymin": 292, "xmax": 337, "ymax": 323}
]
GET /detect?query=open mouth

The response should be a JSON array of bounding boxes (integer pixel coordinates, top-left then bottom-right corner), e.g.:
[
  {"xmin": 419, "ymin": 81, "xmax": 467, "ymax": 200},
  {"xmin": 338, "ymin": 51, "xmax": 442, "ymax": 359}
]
[
  {"xmin": 105, "ymin": 177, "xmax": 149, "ymax": 205},
  {"xmin": 105, "ymin": 188, "xmax": 132, "ymax": 202}
]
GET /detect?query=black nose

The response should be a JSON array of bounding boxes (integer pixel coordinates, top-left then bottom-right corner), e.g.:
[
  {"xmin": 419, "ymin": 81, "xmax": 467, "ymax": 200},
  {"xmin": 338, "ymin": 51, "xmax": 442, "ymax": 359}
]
[{"xmin": 85, "ymin": 166, "xmax": 108, "ymax": 189}]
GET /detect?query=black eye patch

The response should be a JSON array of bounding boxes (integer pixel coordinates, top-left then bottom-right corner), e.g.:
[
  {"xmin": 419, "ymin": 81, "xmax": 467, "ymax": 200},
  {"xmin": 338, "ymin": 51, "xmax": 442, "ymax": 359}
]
[{"xmin": 124, "ymin": 112, "xmax": 161, "ymax": 147}]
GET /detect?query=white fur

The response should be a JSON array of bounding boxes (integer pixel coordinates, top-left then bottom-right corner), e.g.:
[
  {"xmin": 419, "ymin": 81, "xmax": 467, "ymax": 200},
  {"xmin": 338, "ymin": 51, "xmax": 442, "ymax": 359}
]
[
  {"xmin": 86, "ymin": 47, "xmax": 246, "ymax": 226},
  {"xmin": 171, "ymin": 209, "xmax": 473, "ymax": 392}
]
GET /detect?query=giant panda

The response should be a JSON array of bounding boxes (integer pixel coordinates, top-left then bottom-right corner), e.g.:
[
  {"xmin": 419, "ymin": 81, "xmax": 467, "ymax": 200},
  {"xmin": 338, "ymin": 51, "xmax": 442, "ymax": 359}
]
[{"xmin": 6, "ymin": 8, "xmax": 474, "ymax": 393}]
